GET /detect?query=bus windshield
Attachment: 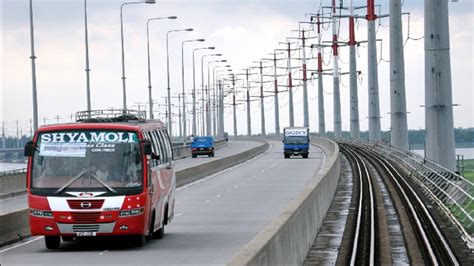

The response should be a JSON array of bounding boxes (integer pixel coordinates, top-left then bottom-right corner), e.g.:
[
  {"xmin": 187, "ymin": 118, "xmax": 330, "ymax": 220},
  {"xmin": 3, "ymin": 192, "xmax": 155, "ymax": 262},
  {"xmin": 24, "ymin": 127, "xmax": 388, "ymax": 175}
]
[{"xmin": 31, "ymin": 130, "xmax": 143, "ymax": 194}]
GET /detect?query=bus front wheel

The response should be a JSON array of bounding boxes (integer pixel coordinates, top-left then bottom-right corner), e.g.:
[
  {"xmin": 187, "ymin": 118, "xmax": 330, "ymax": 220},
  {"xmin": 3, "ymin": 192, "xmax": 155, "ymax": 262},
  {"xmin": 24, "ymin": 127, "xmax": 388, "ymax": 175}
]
[{"xmin": 45, "ymin": 236, "xmax": 60, "ymax": 249}]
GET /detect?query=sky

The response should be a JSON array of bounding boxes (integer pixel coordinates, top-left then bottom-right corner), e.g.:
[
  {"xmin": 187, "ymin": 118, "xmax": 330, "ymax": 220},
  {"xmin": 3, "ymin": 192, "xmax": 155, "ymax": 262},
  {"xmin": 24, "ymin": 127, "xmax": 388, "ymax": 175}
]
[{"xmin": 1, "ymin": 0, "xmax": 473, "ymax": 137}]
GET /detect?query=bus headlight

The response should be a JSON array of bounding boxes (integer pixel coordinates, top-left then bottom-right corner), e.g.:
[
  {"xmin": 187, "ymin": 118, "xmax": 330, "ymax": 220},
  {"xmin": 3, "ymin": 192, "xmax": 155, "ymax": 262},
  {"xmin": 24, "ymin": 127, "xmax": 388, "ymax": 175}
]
[
  {"xmin": 30, "ymin": 209, "xmax": 53, "ymax": 218},
  {"xmin": 119, "ymin": 207, "xmax": 144, "ymax": 217}
]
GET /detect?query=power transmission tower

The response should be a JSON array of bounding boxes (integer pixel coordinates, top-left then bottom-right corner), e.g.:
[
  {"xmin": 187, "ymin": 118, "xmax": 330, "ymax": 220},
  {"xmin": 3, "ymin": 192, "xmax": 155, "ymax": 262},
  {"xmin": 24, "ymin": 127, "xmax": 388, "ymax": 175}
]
[
  {"xmin": 424, "ymin": 0, "xmax": 456, "ymax": 171},
  {"xmin": 389, "ymin": 0, "xmax": 409, "ymax": 148}
]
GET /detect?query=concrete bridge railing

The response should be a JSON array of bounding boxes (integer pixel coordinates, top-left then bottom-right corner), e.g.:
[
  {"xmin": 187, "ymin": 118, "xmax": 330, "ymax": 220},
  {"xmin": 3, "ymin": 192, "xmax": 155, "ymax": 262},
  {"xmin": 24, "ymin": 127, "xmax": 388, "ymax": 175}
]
[{"xmin": 228, "ymin": 137, "xmax": 341, "ymax": 265}]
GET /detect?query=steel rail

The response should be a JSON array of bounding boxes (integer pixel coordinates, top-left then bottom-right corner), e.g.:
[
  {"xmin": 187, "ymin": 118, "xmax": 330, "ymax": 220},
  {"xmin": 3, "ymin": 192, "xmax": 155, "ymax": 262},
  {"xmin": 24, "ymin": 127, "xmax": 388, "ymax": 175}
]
[
  {"xmin": 337, "ymin": 139, "xmax": 472, "ymax": 249},
  {"xmin": 360, "ymin": 146, "xmax": 459, "ymax": 265},
  {"xmin": 341, "ymin": 146, "xmax": 375, "ymax": 266}
]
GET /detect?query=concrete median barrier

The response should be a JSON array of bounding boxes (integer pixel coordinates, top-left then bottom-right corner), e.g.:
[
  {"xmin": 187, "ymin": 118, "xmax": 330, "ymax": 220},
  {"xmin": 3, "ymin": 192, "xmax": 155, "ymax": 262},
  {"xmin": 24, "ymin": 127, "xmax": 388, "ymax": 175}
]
[
  {"xmin": 0, "ymin": 140, "xmax": 267, "ymax": 247},
  {"xmin": 0, "ymin": 141, "xmax": 229, "ymax": 199},
  {"xmin": 228, "ymin": 137, "xmax": 340, "ymax": 266},
  {"xmin": 0, "ymin": 209, "xmax": 30, "ymax": 247},
  {"xmin": 0, "ymin": 173, "xmax": 26, "ymax": 199},
  {"xmin": 173, "ymin": 140, "xmax": 228, "ymax": 159},
  {"xmin": 176, "ymin": 140, "xmax": 269, "ymax": 187}
]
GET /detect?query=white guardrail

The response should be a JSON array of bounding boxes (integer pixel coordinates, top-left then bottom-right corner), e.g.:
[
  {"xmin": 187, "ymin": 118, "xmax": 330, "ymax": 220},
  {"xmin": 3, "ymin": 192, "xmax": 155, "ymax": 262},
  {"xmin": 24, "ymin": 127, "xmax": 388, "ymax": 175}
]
[{"xmin": 338, "ymin": 139, "xmax": 473, "ymax": 249}]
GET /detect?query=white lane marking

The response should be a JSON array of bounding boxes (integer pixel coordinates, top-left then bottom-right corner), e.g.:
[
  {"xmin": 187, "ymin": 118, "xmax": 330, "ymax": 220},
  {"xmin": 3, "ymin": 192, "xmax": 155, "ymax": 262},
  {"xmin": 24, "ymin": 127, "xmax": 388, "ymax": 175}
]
[
  {"xmin": 205, "ymin": 200, "xmax": 210, "ymax": 203},
  {"xmin": 177, "ymin": 142, "xmax": 271, "ymax": 191},
  {"xmin": 1, "ymin": 142, "xmax": 271, "ymax": 253},
  {"xmin": 216, "ymin": 194, "xmax": 221, "ymax": 198},
  {"xmin": 175, "ymin": 213, "xmax": 182, "ymax": 217},
  {"xmin": 234, "ymin": 186, "xmax": 238, "ymax": 188},
  {"xmin": 99, "ymin": 250, "xmax": 109, "ymax": 256},
  {"xmin": 0, "ymin": 236, "xmax": 43, "ymax": 254},
  {"xmin": 226, "ymin": 189, "xmax": 231, "ymax": 192}
]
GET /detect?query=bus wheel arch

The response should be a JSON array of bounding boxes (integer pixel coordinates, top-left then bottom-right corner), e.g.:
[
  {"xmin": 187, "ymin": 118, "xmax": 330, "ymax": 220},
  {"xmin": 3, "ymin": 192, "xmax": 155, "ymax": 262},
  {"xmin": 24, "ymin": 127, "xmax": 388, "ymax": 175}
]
[
  {"xmin": 154, "ymin": 203, "xmax": 168, "ymax": 239},
  {"xmin": 163, "ymin": 203, "xmax": 169, "ymax": 225},
  {"xmin": 149, "ymin": 210, "xmax": 156, "ymax": 239}
]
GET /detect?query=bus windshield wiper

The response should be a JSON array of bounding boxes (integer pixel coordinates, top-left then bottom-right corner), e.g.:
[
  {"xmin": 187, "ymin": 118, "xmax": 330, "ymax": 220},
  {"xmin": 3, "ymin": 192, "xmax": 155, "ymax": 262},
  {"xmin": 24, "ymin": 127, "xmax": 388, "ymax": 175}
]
[
  {"xmin": 55, "ymin": 170, "xmax": 87, "ymax": 195},
  {"xmin": 88, "ymin": 173, "xmax": 117, "ymax": 194},
  {"xmin": 54, "ymin": 170, "xmax": 117, "ymax": 195}
]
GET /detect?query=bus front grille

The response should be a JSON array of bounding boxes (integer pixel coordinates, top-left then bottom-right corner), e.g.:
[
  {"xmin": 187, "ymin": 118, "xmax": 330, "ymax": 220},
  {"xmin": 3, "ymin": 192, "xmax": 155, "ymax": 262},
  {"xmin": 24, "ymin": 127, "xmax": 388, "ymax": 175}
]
[
  {"xmin": 71, "ymin": 212, "xmax": 101, "ymax": 223},
  {"xmin": 67, "ymin": 199, "xmax": 104, "ymax": 209},
  {"xmin": 73, "ymin": 224, "xmax": 100, "ymax": 232}
]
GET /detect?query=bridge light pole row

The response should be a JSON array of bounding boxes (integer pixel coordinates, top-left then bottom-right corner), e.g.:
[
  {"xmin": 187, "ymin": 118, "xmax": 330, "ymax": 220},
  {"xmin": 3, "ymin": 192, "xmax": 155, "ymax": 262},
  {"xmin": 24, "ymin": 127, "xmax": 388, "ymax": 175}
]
[
  {"xmin": 166, "ymin": 28, "xmax": 193, "ymax": 136},
  {"xmin": 147, "ymin": 16, "xmax": 178, "ymax": 120},
  {"xmin": 192, "ymin": 47, "xmax": 215, "ymax": 136},
  {"xmin": 181, "ymin": 38, "xmax": 205, "ymax": 142}
]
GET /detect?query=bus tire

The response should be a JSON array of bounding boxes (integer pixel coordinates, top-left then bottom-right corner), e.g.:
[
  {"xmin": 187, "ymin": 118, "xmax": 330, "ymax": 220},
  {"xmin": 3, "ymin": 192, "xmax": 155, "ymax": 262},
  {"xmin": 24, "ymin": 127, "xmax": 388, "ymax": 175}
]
[
  {"xmin": 134, "ymin": 235, "xmax": 146, "ymax": 247},
  {"xmin": 149, "ymin": 213, "xmax": 158, "ymax": 239},
  {"xmin": 45, "ymin": 236, "xmax": 60, "ymax": 249},
  {"xmin": 284, "ymin": 154, "xmax": 290, "ymax": 159},
  {"xmin": 62, "ymin": 236, "xmax": 74, "ymax": 242},
  {"xmin": 156, "ymin": 225, "xmax": 165, "ymax": 239},
  {"xmin": 192, "ymin": 154, "xmax": 197, "ymax": 158},
  {"xmin": 302, "ymin": 154, "xmax": 308, "ymax": 159}
]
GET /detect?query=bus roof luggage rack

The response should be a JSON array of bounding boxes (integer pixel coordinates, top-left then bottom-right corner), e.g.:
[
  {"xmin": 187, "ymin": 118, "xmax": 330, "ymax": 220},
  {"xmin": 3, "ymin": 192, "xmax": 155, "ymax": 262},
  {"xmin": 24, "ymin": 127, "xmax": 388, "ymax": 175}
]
[{"xmin": 76, "ymin": 109, "xmax": 147, "ymax": 123}]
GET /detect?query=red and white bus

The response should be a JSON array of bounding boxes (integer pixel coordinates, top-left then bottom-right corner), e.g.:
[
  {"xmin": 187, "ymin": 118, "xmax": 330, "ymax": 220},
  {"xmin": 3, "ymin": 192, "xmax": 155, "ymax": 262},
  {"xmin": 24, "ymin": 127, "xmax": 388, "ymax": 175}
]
[{"xmin": 24, "ymin": 110, "xmax": 175, "ymax": 249}]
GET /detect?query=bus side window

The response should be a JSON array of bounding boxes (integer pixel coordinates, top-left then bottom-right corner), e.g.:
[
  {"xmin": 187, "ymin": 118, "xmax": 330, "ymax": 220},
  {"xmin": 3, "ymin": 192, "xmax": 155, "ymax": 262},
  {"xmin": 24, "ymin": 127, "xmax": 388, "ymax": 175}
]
[
  {"xmin": 142, "ymin": 132, "xmax": 154, "ymax": 167},
  {"xmin": 157, "ymin": 130, "xmax": 169, "ymax": 164},
  {"xmin": 162, "ymin": 130, "xmax": 173, "ymax": 161},
  {"xmin": 151, "ymin": 130, "xmax": 165, "ymax": 165}
]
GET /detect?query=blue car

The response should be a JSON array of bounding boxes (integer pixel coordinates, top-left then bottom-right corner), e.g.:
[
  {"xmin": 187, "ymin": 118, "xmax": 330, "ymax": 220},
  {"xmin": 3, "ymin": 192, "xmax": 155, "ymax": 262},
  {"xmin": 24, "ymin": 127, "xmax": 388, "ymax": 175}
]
[{"xmin": 191, "ymin": 136, "xmax": 215, "ymax": 158}]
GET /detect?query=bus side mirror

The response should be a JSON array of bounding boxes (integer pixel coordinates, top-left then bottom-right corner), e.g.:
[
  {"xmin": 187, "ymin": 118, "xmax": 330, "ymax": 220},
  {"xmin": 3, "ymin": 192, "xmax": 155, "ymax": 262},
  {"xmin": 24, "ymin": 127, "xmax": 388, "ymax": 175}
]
[
  {"xmin": 24, "ymin": 141, "xmax": 35, "ymax": 156},
  {"xmin": 142, "ymin": 140, "xmax": 152, "ymax": 155}
]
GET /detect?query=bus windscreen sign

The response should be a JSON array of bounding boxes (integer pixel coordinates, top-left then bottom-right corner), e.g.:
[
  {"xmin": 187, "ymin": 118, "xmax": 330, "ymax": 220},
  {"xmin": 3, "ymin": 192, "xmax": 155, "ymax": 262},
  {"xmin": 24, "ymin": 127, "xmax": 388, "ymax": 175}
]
[{"xmin": 39, "ymin": 131, "xmax": 138, "ymax": 157}]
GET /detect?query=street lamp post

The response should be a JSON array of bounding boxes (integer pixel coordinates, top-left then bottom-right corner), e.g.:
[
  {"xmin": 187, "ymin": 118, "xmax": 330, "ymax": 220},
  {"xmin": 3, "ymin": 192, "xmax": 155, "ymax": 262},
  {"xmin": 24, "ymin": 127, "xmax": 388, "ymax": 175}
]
[
  {"xmin": 192, "ymin": 47, "xmax": 215, "ymax": 136},
  {"xmin": 213, "ymin": 66, "xmax": 231, "ymax": 136},
  {"xmin": 166, "ymin": 28, "xmax": 193, "ymax": 137},
  {"xmin": 181, "ymin": 38, "xmax": 205, "ymax": 142},
  {"xmin": 83, "ymin": 0, "xmax": 91, "ymax": 112},
  {"xmin": 207, "ymin": 60, "xmax": 227, "ymax": 136},
  {"xmin": 120, "ymin": 0, "xmax": 155, "ymax": 111},
  {"xmin": 28, "ymin": 0, "xmax": 38, "ymax": 131},
  {"xmin": 146, "ymin": 15, "xmax": 177, "ymax": 119},
  {"xmin": 200, "ymin": 54, "xmax": 222, "ymax": 135}
]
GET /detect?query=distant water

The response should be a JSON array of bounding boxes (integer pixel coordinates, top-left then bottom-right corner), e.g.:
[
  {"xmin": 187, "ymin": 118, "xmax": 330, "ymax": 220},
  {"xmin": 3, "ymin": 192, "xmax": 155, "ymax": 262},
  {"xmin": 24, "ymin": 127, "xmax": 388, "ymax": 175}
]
[
  {"xmin": 0, "ymin": 162, "xmax": 27, "ymax": 171},
  {"xmin": 412, "ymin": 147, "xmax": 474, "ymax": 160}
]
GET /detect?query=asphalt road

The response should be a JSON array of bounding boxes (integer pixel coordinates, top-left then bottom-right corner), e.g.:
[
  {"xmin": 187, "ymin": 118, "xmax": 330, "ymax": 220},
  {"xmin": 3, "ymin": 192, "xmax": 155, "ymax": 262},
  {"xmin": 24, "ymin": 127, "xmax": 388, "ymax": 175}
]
[
  {"xmin": 174, "ymin": 140, "xmax": 261, "ymax": 171},
  {"xmin": 1, "ymin": 141, "xmax": 324, "ymax": 265},
  {"xmin": 0, "ymin": 141, "xmax": 258, "ymax": 216}
]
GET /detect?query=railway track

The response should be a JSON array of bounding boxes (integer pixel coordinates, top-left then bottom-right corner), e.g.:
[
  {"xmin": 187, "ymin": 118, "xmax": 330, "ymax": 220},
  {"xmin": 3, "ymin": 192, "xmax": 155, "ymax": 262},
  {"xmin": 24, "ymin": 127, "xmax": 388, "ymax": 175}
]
[
  {"xmin": 340, "ymin": 146, "xmax": 376, "ymax": 265},
  {"xmin": 306, "ymin": 142, "xmax": 463, "ymax": 265}
]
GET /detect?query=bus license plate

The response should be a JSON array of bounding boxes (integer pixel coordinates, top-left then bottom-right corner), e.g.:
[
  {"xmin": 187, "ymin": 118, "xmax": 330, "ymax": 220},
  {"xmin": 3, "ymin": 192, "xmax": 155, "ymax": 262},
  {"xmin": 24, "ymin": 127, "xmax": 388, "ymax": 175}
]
[{"xmin": 76, "ymin": 232, "xmax": 96, "ymax": 237}]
